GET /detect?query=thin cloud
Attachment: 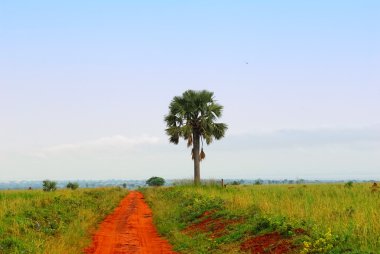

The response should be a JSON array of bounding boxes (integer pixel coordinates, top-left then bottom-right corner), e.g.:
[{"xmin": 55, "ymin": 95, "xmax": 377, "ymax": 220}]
[
  {"xmin": 31, "ymin": 135, "xmax": 161, "ymax": 158},
  {"xmin": 217, "ymin": 126, "xmax": 380, "ymax": 150}
]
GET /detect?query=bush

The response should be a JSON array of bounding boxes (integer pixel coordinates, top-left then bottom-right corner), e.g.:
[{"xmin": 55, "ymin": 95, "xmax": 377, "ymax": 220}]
[
  {"xmin": 255, "ymin": 179, "xmax": 263, "ymax": 185},
  {"xmin": 301, "ymin": 228, "xmax": 338, "ymax": 254},
  {"xmin": 344, "ymin": 181, "xmax": 354, "ymax": 188},
  {"xmin": 42, "ymin": 180, "xmax": 57, "ymax": 192},
  {"xmin": 66, "ymin": 182, "xmax": 79, "ymax": 190},
  {"xmin": 146, "ymin": 177, "xmax": 165, "ymax": 187}
]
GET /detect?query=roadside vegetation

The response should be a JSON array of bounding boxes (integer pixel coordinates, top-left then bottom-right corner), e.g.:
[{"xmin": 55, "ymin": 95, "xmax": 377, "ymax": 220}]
[
  {"xmin": 66, "ymin": 182, "xmax": 79, "ymax": 190},
  {"xmin": 0, "ymin": 187, "xmax": 127, "ymax": 254},
  {"xmin": 146, "ymin": 176, "xmax": 165, "ymax": 187},
  {"xmin": 42, "ymin": 180, "xmax": 57, "ymax": 192},
  {"xmin": 143, "ymin": 182, "xmax": 379, "ymax": 253}
]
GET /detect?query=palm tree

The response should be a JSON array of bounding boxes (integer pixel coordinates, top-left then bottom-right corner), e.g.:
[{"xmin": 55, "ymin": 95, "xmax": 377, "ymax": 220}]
[{"xmin": 164, "ymin": 90, "xmax": 228, "ymax": 184}]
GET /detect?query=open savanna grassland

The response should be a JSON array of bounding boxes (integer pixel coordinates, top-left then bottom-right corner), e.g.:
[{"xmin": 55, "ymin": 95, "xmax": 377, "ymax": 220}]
[
  {"xmin": 143, "ymin": 183, "xmax": 380, "ymax": 254},
  {"xmin": 0, "ymin": 187, "xmax": 128, "ymax": 254}
]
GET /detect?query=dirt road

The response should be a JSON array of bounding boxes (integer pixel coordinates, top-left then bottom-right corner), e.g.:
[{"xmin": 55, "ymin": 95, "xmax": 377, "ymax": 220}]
[{"xmin": 84, "ymin": 191, "xmax": 177, "ymax": 254}]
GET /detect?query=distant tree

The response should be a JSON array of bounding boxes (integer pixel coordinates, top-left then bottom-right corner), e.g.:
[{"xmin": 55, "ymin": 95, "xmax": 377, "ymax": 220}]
[
  {"xmin": 42, "ymin": 180, "xmax": 57, "ymax": 192},
  {"xmin": 345, "ymin": 181, "xmax": 354, "ymax": 188},
  {"xmin": 164, "ymin": 90, "xmax": 228, "ymax": 184},
  {"xmin": 66, "ymin": 182, "xmax": 79, "ymax": 190},
  {"xmin": 146, "ymin": 177, "xmax": 165, "ymax": 187},
  {"xmin": 296, "ymin": 179, "xmax": 305, "ymax": 184},
  {"xmin": 255, "ymin": 179, "xmax": 264, "ymax": 185},
  {"xmin": 122, "ymin": 183, "xmax": 127, "ymax": 188},
  {"xmin": 231, "ymin": 181, "xmax": 240, "ymax": 185}
]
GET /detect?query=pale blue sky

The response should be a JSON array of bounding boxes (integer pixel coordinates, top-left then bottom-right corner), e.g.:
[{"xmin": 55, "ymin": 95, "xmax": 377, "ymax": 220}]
[{"xmin": 0, "ymin": 1, "xmax": 379, "ymax": 180}]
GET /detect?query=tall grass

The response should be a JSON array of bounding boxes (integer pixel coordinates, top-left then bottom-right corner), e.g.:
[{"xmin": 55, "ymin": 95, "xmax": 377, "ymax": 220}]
[
  {"xmin": 143, "ymin": 183, "xmax": 380, "ymax": 253},
  {"xmin": 0, "ymin": 188, "xmax": 128, "ymax": 254}
]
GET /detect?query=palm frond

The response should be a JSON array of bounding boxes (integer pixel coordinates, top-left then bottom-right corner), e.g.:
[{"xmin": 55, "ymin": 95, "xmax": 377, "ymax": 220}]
[
  {"xmin": 212, "ymin": 123, "xmax": 228, "ymax": 140},
  {"xmin": 165, "ymin": 126, "xmax": 181, "ymax": 144},
  {"xmin": 164, "ymin": 89, "xmax": 228, "ymax": 150}
]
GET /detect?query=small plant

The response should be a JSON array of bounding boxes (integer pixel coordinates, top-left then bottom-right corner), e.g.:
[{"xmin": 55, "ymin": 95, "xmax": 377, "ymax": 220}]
[
  {"xmin": 301, "ymin": 228, "xmax": 338, "ymax": 254},
  {"xmin": 146, "ymin": 177, "xmax": 165, "ymax": 187},
  {"xmin": 66, "ymin": 182, "xmax": 79, "ymax": 190},
  {"xmin": 42, "ymin": 180, "xmax": 57, "ymax": 192},
  {"xmin": 344, "ymin": 181, "xmax": 354, "ymax": 188}
]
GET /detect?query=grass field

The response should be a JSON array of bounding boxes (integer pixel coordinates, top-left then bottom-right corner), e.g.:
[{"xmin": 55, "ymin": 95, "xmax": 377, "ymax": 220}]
[
  {"xmin": 0, "ymin": 187, "xmax": 128, "ymax": 254},
  {"xmin": 143, "ymin": 182, "xmax": 380, "ymax": 253}
]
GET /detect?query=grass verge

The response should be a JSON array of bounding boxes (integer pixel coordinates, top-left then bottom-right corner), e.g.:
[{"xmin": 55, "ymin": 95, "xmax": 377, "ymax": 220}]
[
  {"xmin": 142, "ymin": 183, "xmax": 379, "ymax": 253},
  {"xmin": 0, "ymin": 187, "xmax": 128, "ymax": 254}
]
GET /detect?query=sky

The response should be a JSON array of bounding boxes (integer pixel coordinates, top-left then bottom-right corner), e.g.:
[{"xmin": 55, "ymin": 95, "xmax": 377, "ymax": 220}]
[{"xmin": 0, "ymin": 1, "xmax": 379, "ymax": 181}]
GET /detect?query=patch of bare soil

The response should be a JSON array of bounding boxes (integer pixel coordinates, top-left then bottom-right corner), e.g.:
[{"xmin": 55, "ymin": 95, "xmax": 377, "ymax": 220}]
[
  {"xmin": 184, "ymin": 211, "xmax": 241, "ymax": 239},
  {"xmin": 240, "ymin": 232, "xmax": 298, "ymax": 254}
]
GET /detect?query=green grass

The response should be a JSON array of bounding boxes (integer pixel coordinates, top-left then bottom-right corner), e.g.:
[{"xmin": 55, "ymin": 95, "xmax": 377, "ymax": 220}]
[
  {"xmin": 0, "ymin": 187, "xmax": 128, "ymax": 254},
  {"xmin": 142, "ymin": 183, "xmax": 380, "ymax": 253}
]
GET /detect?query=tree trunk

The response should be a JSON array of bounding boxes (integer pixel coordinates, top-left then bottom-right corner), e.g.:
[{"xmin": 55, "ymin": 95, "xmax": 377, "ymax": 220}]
[{"xmin": 193, "ymin": 132, "xmax": 201, "ymax": 185}]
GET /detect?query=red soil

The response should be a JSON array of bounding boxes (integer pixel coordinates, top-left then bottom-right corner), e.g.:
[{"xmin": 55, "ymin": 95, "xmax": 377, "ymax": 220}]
[
  {"xmin": 184, "ymin": 211, "xmax": 241, "ymax": 239},
  {"xmin": 84, "ymin": 191, "xmax": 177, "ymax": 254},
  {"xmin": 240, "ymin": 232, "xmax": 296, "ymax": 254}
]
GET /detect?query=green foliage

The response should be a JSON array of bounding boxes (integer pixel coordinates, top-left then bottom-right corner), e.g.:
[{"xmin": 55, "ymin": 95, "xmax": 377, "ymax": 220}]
[
  {"xmin": 180, "ymin": 194, "xmax": 224, "ymax": 222},
  {"xmin": 42, "ymin": 180, "xmax": 57, "ymax": 192},
  {"xmin": 66, "ymin": 182, "xmax": 79, "ymax": 190},
  {"xmin": 146, "ymin": 176, "xmax": 165, "ymax": 187},
  {"xmin": 301, "ymin": 229, "xmax": 338, "ymax": 254},
  {"xmin": 0, "ymin": 237, "xmax": 29, "ymax": 254},
  {"xmin": 164, "ymin": 90, "xmax": 228, "ymax": 184},
  {"xmin": 344, "ymin": 181, "xmax": 354, "ymax": 188},
  {"xmin": 164, "ymin": 90, "xmax": 228, "ymax": 146},
  {"xmin": 0, "ymin": 188, "xmax": 127, "ymax": 254},
  {"xmin": 254, "ymin": 179, "xmax": 263, "ymax": 185}
]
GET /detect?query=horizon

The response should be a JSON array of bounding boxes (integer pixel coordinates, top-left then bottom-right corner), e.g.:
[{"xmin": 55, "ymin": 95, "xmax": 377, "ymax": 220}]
[
  {"xmin": 1, "ymin": 1, "xmax": 379, "ymax": 181},
  {"xmin": 1, "ymin": 177, "xmax": 378, "ymax": 183},
  {"xmin": 1, "ymin": 178, "xmax": 377, "ymax": 191}
]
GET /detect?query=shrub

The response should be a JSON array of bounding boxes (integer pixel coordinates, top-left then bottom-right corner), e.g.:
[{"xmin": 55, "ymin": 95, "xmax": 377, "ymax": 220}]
[
  {"xmin": 66, "ymin": 182, "xmax": 79, "ymax": 190},
  {"xmin": 255, "ymin": 179, "xmax": 263, "ymax": 185},
  {"xmin": 344, "ymin": 181, "xmax": 354, "ymax": 188},
  {"xmin": 301, "ymin": 228, "xmax": 338, "ymax": 254},
  {"xmin": 0, "ymin": 237, "xmax": 27, "ymax": 253},
  {"xmin": 146, "ymin": 177, "xmax": 165, "ymax": 187},
  {"xmin": 42, "ymin": 180, "xmax": 57, "ymax": 192}
]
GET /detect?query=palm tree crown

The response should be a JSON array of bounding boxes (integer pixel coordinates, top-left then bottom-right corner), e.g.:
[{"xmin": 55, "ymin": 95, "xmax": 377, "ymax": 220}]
[{"xmin": 164, "ymin": 90, "xmax": 228, "ymax": 183}]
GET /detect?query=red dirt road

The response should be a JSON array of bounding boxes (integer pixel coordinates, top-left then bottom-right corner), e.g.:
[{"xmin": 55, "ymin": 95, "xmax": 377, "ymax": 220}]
[{"xmin": 84, "ymin": 191, "xmax": 177, "ymax": 254}]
